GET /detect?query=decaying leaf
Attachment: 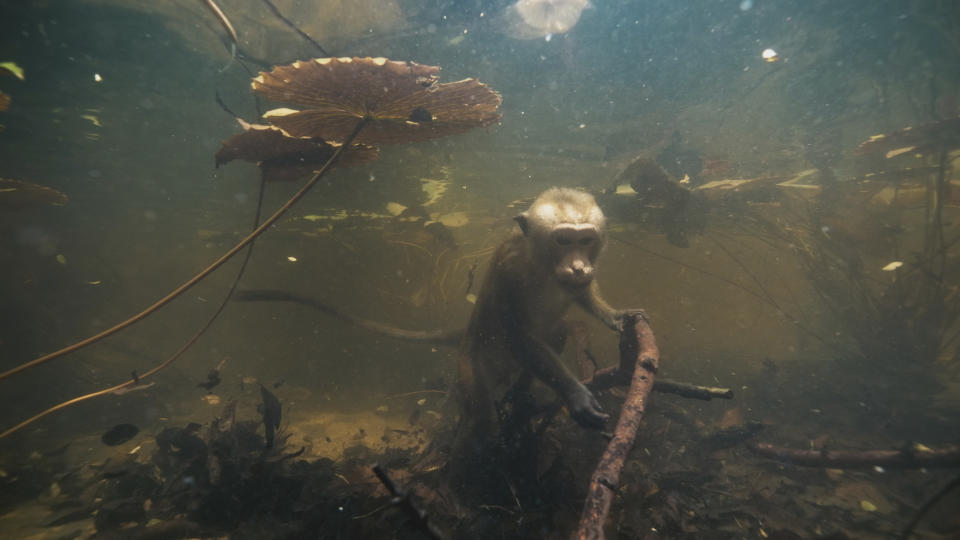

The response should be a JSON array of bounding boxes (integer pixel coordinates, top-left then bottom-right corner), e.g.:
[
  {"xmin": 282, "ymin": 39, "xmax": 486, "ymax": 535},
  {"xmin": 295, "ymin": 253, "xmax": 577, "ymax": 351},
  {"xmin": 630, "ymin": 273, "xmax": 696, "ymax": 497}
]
[
  {"xmin": 0, "ymin": 61, "xmax": 24, "ymax": 80},
  {"xmin": 215, "ymin": 118, "xmax": 378, "ymax": 182},
  {"xmin": 884, "ymin": 146, "xmax": 915, "ymax": 159},
  {"xmin": 693, "ymin": 175, "xmax": 788, "ymax": 200},
  {"xmin": 386, "ymin": 202, "xmax": 407, "ymax": 216},
  {"xmin": 881, "ymin": 261, "xmax": 903, "ymax": 271},
  {"xmin": 854, "ymin": 116, "xmax": 960, "ymax": 156},
  {"xmin": 252, "ymin": 57, "xmax": 502, "ymax": 145},
  {"xmin": 0, "ymin": 177, "xmax": 68, "ymax": 207},
  {"xmin": 435, "ymin": 211, "xmax": 469, "ymax": 228},
  {"xmin": 0, "ymin": 91, "xmax": 10, "ymax": 112},
  {"xmin": 420, "ymin": 174, "xmax": 450, "ymax": 206}
]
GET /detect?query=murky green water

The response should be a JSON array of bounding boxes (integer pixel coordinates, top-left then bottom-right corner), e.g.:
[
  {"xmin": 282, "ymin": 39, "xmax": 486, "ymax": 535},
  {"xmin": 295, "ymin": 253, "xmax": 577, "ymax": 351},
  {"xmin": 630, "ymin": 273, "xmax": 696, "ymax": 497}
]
[{"xmin": 1, "ymin": 1, "xmax": 958, "ymax": 538}]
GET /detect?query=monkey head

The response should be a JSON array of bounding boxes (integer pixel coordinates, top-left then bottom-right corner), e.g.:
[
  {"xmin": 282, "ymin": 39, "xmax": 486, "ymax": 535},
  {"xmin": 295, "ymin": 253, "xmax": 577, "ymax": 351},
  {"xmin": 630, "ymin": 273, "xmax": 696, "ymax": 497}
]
[{"xmin": 515, "ymin": 188, "xmax": 606, "ymax": 289}]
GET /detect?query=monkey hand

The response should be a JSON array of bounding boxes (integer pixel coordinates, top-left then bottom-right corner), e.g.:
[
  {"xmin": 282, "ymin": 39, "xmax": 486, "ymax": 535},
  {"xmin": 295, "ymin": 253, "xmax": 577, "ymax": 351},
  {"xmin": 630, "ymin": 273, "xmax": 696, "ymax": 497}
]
[
  {"xmin": 568, "ymin": 383, "xmax": 609, "ymax": 429},
  {"xmin": 612, "ymin": 308, "xmax": 650, "ymax": 333}
]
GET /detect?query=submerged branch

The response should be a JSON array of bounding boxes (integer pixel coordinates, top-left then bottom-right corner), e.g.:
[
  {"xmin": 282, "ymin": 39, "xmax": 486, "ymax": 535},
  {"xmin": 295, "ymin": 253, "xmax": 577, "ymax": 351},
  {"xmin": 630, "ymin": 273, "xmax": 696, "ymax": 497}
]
[
  {"xmin": 576, "ymin": 314, "xmax": 659, "ymax": 539},
  {"xmin": 747, "ymin": 441, "xmax": 960, "ymax": 469},
  {"xmin": 372, "ymin": 464, "xmax": 444, "ymax": 540}
]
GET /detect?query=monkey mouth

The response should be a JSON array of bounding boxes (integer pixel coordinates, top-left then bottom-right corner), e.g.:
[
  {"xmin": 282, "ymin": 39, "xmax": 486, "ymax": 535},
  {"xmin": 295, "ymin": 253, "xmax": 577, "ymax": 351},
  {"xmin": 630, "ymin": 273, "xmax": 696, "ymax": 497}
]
[{"xmin": 558, "ymin": 273, "xmax": 593, "ymax": 289}]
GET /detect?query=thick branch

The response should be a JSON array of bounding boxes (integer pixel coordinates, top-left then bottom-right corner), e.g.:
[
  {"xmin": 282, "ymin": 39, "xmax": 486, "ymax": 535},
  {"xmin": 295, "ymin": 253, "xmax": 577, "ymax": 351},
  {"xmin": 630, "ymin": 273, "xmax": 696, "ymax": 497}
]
[{"xmin": 575, "ymin": 315, "xmax": 659, "ymax": 540}]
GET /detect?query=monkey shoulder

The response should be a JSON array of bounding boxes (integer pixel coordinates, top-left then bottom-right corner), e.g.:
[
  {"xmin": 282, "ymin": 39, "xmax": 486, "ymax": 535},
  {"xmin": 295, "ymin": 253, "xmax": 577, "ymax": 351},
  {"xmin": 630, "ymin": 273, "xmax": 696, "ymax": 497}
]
[{"xmin": 492, "ymin": 234, "xmax": 531, "ymax": 280}]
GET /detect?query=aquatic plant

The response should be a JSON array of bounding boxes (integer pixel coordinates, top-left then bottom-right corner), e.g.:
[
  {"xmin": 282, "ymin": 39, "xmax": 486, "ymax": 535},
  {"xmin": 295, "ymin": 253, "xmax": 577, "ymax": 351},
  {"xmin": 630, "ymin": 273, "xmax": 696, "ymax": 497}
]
[{"xmin": 0, "ymin": 57, "xmax": 500, "ymax": 438}]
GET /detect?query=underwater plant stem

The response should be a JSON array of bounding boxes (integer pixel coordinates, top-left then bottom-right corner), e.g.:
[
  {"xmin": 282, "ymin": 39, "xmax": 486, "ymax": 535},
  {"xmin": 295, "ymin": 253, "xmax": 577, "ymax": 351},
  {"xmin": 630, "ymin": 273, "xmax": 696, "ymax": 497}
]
[
  {"xmin": 260, "ymin": 0, "xmax": 330, "ymax": 56},
  {"xmin": 0, "ymin": 118, "xmax": 369, "ymax": 386},
  {"xmin": 200, "ymin": 0, "xmax": 239, "ymax": 58},
  {"xmin": 900, "ymin": 475, "xmax": 960, "ymax": 540}
]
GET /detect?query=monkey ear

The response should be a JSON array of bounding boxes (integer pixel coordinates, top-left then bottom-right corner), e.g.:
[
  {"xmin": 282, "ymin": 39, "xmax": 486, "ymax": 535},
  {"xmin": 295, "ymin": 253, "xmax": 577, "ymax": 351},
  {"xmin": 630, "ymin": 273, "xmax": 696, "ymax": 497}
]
[{"xmin": 514, "ymin": 213, "xmax": 530, "ymax": 235}]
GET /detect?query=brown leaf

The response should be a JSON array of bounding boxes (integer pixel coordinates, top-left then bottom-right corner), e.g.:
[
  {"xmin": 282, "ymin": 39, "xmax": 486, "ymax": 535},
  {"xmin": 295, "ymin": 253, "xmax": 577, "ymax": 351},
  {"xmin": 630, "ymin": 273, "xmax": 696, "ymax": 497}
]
[
  {"xmin": 252, "ymin": 57, "xmax": 501, "ymax": 145},
  {"xmin": 215, "ymin": 118, "xmax": 378, "ymax": 181}
]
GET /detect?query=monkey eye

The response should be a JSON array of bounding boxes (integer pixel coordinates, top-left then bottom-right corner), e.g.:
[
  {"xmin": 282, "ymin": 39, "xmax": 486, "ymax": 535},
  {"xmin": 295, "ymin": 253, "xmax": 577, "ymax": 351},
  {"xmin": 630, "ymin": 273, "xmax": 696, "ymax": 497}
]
[
  {"xmin": 555, "ymin": 236, "xmax": 574, "ymax": 246},
  {"xmin": 578, "ymin": 237, "xmax": 593, "ymax": 246}
]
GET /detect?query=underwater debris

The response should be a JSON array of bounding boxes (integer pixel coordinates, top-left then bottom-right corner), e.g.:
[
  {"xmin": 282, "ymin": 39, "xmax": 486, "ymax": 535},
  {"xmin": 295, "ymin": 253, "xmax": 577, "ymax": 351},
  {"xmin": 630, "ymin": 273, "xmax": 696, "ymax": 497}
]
[
  {"xmin": 853, "ymin": 115, "xmax": 960, "ymax": 156},
  {"xmin": 615, "ymin": 157, "xmax": 675, "ymax": 200},
  {"xmin": 0, "ymin": 177, "xmax": 68, "ymax": 207},
  {"xmin": 260, "ymin": 385, "xmax": 282, "ymax": 450},
  {"xmin": 656, "ymin": 132, "xmax": 704, "ymax": 184},
  {"xmin": 881, "ymin": 261, "xmax": 903, "ymax": 271},
  {"xmin": 252, "ymin": 57, "xmax": 501, "ymax": 145},
  {"xmin": 372, "ymin": 464, "xmax": 444, "ymax": 540},
  {"xmin": 610, "ymin": 156, "xmax": 705, "ymax": 247},
  {"xmin": 215, "ymin": 117, "xmax": 379, "ymax": 182},
  {"xmin": 433, "ymin": 211, "xmax": 469, "ymax": 228},
  {"xmin": 101, "ymin": 423, "xmax": 139, "ymax": 446},
  {"xmin": 197, "ymin": 357, "xmax": 227, "ymax": 391},
  {"xmin": 0, "ymin": 61, "xmax": 24, "ymax": 80},
  {"xmin": 199, "ymin": 0, "xmax": 239, "ymax": 58}
]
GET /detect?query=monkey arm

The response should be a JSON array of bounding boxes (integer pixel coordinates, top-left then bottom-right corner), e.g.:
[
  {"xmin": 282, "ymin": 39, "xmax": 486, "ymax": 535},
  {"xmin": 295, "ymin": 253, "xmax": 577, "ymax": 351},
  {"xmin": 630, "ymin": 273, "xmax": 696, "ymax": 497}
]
[
  {"xmin": 508, "ymin": 330, "xmax": 609, "ymax": 429},
  {"xmin": 577, "ymin": 282, "xmax": 648, "ymax": 333}
]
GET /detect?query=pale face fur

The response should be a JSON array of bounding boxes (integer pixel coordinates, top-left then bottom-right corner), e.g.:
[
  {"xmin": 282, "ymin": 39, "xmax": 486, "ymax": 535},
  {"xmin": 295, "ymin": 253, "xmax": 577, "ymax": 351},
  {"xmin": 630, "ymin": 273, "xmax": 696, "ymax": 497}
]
[{"xmin": 519, "ymin": 188, "xmax": 606, "ymax": 288}]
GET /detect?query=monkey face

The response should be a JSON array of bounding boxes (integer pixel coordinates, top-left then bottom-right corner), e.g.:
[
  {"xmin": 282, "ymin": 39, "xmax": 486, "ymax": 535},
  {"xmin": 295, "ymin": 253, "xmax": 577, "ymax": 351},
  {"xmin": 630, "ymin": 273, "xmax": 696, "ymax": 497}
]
[
  {"xmin": 550, "ymin": 225, "xmax": 601, "ymax": 288},
  {"xmin": 516, "ymin": 187, "xmax": 608, "ymax": 289}
]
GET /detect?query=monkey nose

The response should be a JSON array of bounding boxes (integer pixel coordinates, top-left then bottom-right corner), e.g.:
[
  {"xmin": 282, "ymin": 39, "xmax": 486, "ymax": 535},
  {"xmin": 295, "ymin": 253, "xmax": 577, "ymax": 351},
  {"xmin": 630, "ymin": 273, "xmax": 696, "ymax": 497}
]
[{"xmin": 559, "ymin": 265, "xmax": 593, "ymax": 287}]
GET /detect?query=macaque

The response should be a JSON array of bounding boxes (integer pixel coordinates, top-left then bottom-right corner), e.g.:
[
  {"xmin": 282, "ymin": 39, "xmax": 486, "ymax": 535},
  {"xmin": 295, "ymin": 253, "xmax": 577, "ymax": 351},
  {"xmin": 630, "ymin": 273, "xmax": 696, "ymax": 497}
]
[
  {"xmin": 236, "ymin": 187, "xmax": 637, "ymax": 434},
  {"xmin": 456, "ymin": 187, "xmax": 634, "ymax": 437}
]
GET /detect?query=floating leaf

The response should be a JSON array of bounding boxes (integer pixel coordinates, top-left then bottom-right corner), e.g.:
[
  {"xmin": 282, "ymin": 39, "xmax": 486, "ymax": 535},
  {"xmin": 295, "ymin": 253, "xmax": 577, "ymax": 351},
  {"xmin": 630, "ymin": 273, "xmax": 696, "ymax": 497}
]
[
  {"xmin": 881, "ymin": 261, "xmax": 903, "ymax": 271},
  {"xmin": 252, "ymin": 57, "xmax": 501, "ymax": 145}
]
